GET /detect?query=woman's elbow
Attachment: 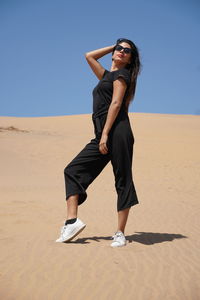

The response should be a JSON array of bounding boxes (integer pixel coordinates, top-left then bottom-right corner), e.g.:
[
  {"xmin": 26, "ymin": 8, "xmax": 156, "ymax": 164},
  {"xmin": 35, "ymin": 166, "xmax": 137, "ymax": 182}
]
[
  {"xmin": 85, "ymin": 52, "xmax": 92, "ymax": 60},
  {"xmin": 111, "ymin": 101, "xmax": 122, "ymax": 110}
]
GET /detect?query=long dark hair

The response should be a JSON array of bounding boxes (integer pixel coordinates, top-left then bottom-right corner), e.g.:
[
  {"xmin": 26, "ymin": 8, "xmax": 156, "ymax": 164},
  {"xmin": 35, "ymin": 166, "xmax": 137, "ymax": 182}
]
[{"xmin": 113, "ymin": 38, "xmax": 141, "ymax": 110}]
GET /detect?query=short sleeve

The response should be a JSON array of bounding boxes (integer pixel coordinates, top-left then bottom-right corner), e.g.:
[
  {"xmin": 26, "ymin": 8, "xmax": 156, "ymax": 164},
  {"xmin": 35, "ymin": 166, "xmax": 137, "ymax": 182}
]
[
  {"xmin": 102, "ymin": 69, "xmax": 109, "ymax": 79},
  {"xmin": 113, "ymin": 68, "xmax": 131, "ymax": 87}
]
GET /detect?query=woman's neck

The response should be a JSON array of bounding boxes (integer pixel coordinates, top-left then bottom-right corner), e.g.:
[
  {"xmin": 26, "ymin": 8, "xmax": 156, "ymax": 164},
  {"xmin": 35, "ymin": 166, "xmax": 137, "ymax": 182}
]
[{"xmin": 110, "ymin": 61, "xmax": 127, "ymax": 72}]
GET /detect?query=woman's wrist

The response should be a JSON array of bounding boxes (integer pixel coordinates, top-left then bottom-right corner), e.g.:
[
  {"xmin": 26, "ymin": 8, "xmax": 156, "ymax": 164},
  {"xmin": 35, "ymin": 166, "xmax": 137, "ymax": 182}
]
[
  {"xmin": 109, "ymin": 44, "xmax": 116, "ymax": 53},
  {"xmin": 85, "ymin": 45, "xmax": 115, "ymax": 60},
  {"xmin": 102, "ymin": 130, "xmax": 109, "ymax": 136}
]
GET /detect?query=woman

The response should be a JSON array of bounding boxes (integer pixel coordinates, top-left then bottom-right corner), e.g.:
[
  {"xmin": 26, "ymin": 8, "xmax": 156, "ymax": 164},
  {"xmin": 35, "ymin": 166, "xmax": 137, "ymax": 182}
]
[{"xmin": 56, "ymin": 38, "xmax": 141, "ymax": 247}]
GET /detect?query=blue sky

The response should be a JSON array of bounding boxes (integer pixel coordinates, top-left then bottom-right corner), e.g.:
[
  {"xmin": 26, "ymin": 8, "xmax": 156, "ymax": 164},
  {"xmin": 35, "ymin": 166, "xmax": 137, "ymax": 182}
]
[{"xmin": 0, "ymin": 0, "xmax": 200, "ymax": 117}]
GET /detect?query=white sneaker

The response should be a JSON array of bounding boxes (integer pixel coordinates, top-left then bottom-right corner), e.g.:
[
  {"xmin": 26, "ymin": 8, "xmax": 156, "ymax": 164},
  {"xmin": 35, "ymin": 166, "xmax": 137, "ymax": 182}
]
[
  {"xmin": 111, "ymin": 231, "xmax": 127, "ymax": 248},
  {"xmin": 56, "ymin": 218, "xmax": 86, "ymax": 243}
]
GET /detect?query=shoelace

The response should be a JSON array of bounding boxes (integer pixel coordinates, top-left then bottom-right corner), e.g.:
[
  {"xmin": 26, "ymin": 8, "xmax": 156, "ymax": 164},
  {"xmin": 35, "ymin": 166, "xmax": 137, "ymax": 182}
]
[{"xmin": 112, "ymin": 232, "xmax": 124, "ymax": 240}]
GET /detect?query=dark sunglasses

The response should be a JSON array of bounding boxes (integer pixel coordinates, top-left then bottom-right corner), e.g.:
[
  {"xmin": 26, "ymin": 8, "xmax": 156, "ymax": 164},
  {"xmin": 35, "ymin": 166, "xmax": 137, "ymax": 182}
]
[{"xmin": 115, "ymin": 45, "xmax": 132, "ymax": 54}]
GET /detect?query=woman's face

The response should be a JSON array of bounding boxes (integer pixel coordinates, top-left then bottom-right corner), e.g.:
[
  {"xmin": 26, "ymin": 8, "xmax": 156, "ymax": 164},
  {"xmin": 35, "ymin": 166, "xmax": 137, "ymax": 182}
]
[{"xmin": 112, "ymin": 42, "xmax": 132, "ymax": 66}]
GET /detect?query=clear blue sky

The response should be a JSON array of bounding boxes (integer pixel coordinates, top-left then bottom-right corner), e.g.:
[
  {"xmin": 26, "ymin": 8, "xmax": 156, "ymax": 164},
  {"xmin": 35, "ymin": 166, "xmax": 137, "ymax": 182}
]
[{"xmin": 0, "ymin": 0, "xmax": 200, "ymax": 117}]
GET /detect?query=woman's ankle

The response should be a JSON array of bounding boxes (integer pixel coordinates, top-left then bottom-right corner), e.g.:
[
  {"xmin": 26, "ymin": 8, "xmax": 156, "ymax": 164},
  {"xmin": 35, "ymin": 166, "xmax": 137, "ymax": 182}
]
[{"xmin": 65, "ymin": 218, "xmax": 77, "ymax": 225}]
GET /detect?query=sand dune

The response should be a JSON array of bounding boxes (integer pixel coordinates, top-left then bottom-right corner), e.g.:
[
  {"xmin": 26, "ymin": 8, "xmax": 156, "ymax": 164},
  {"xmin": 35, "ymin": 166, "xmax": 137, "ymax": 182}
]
[{"xmin": 0, "ymin": 113, "xmax": 200, "ymax": 300}]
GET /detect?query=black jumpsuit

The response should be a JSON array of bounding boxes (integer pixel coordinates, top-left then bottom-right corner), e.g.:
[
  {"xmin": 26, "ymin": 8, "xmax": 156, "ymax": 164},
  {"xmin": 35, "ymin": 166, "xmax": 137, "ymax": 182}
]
[{"xmin": 64, "ymin": 68, "xmax": 138, "ymax": 211}]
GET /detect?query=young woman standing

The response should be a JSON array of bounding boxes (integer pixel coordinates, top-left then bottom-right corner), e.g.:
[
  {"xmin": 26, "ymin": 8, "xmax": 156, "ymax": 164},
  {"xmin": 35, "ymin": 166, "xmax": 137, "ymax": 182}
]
[{"xmin": 56, "ymin": 38, "xmax": 141, "ymax": 247}]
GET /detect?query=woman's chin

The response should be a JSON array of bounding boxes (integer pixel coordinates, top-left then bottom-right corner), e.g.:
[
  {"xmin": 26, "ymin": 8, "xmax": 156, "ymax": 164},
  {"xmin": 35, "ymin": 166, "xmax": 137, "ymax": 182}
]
[{"xmin": 114, "ymin": 60, "xmax": 127, "ymax": 68}]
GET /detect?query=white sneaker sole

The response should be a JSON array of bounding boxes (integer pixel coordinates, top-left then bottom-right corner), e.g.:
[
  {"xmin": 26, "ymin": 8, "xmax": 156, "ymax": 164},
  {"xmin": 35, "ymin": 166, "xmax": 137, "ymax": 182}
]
[
  {"xmin": 111, "ymin": 243, "xmax": 126, "ymax": 248},
  {"xmin": 111, "ymin": 240, "xmax": 127, "ymax": 248},
  {"xmin": 56, "ymin": 224, "xmax": 86, "ymax": 243}
]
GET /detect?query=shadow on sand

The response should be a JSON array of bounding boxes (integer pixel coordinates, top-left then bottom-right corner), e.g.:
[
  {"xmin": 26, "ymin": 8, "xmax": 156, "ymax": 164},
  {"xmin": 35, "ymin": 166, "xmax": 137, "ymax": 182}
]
[{"xmin": 68, "ymin": 232, "xmax": 187, "ymax": 245}]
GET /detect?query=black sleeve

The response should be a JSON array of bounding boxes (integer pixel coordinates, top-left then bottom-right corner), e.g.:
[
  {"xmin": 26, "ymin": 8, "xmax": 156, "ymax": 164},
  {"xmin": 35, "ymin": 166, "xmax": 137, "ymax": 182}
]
[
  {"xmin": 113, "ymin": 68, "xmax": 131, "ymax": 87},
  {"xmin": 102, "ymin": 69, "xmax": 109, "ymax": 79}
]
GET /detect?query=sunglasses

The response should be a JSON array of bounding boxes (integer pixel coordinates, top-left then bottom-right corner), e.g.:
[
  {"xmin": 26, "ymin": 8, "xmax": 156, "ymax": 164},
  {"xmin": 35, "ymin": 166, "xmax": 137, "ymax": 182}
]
[{"xmin": 115, "ymin": 44, "xmax": 132, "ymax": 54}]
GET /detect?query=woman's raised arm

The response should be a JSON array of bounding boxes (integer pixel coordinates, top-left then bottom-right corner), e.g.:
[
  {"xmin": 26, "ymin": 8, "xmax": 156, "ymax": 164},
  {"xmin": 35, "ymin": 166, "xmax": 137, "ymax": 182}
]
[{"xmin": 85, "ymin": 45, "xmax": 115, "ymax": 80}]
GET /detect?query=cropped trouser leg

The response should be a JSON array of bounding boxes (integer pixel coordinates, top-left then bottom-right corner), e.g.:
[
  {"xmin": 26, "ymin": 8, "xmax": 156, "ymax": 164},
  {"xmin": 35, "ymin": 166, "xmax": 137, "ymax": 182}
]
[
  {"xmin": 64, "ymin": 138, "xmax": 110, "ymax": 206},
  {"xmin": 109, "ymin": 118, "xmax": 139, "ymax": 211}
]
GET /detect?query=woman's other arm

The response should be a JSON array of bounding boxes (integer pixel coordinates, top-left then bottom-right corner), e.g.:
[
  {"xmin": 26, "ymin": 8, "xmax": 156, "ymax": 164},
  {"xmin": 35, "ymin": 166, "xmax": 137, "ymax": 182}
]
[
  {"xmin": 85, "ymin": 45, "xmax": 115, "ymax": 80},
  {"xmin": 99, "ymin": 78, "xmax": 127, "ymax": 155}
]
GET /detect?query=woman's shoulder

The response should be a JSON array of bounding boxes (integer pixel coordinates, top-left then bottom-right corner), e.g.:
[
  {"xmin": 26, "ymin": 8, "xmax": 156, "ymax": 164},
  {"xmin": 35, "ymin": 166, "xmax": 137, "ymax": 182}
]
[
  {"xmin": 103, "ymin": 69, "xmax": 110, "ymax": 77},
  {"xmin": 99, "ymin": 69, "xmax": 109, "ymax": 80},
  {"xmin": 113, "ymin": 68, "xmax": 131, "ymax": 86},
  {"xmin": 115, "ymin": 67, "xmax": 130, "ymax": 76}
]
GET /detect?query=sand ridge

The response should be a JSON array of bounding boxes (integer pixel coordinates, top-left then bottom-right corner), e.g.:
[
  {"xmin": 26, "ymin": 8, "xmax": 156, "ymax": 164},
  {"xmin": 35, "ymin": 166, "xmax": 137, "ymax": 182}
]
[{"xmin": 0, "ymin": 113, "xmax": 200, "ymax": 300}]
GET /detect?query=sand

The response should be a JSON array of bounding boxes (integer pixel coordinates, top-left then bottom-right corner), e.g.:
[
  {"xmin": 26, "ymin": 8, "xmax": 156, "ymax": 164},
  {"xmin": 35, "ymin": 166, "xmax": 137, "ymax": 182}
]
[{"xmin": 0, "ymin": 113, "xmax": 200, "ymax": 300}]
